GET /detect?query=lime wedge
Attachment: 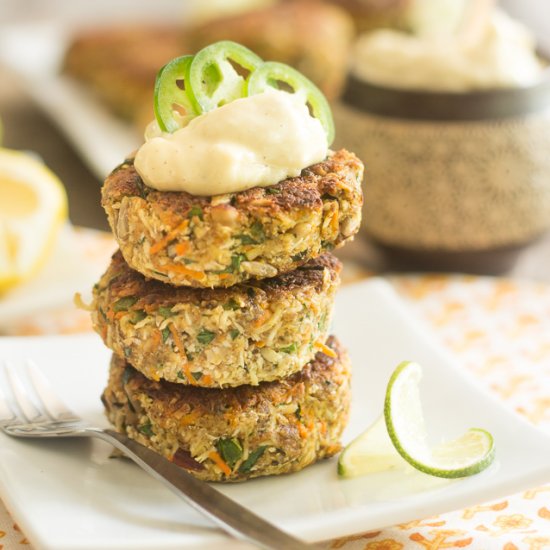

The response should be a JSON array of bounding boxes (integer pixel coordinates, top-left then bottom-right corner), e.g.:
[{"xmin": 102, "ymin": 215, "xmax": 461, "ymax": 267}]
[
  {"xmin": 384, "ymin": 361, "xmax": 495, "ymax": 479},
  {"xmin": 338, "ymin": 361, "xmax": 495, "ymax": 479},
  {"xmin": 338, "ymin": 414, "xmax": 408, "ymax": 478}
]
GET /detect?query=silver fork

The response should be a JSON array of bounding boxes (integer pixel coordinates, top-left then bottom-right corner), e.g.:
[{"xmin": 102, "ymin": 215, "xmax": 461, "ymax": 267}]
[{"xmin": 0, "ymin": 361, "xmax": 313, "ymax": 550}]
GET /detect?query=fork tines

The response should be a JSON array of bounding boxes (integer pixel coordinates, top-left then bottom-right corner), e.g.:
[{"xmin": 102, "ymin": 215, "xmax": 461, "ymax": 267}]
[{"xmin": 0, "ymin": 361, "xmax": 80, "ymax": 429}]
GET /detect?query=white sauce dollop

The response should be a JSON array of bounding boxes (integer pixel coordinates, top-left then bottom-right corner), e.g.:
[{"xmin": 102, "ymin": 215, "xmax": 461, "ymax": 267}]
[{"xmin": 134, "ymin": 89, "xmax": 328, "ymax": 196}]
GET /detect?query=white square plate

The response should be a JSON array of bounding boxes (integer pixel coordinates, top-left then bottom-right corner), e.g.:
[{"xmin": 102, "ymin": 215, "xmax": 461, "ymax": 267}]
[{"xmin": 1, "ymin": 279, "xmax": 549, "ymax": 550}]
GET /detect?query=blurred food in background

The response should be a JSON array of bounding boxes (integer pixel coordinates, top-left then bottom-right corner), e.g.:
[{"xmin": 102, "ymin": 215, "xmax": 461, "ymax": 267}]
[
  {"xmin": 63, "ymin": 25, "xmax": 186, "ymax": 126},
  {"xmin": 319, "ymin": 0, "xmax": 411, "ymax": 32},
  {"xmin": 351, "ymin": 1, "xmax": 545, "ymax": 91},
  {"xmin": 63, "ymin": 0, "xmax": 355, "ymax": 131},
  {"xmin": 335, "ymin": 0, "xmax": 550, "ymax": 273}
]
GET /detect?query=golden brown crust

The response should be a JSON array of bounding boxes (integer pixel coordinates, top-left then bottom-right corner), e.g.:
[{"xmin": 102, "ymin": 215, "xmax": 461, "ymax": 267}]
[
  {"xmin": 101, "ymin": 149, "xmax": 363, "ymax": 287},
  {"xmin": 124, "ymin": 335, "xmax": 345, "ymax": 407},
  {"xmin": 91, "ymin": 251, "xmax": 341, "ymax": 387},
  {"xmin": 102, "ymin": 336, "xmax": 351, "ymax": 481},
  {"xmin": 106, "ymin": 149, "xmax": 362, "ymax": 216},
  {"xmin": 103, "ymin": 249, "xmax": 341, "ymax": 303}
]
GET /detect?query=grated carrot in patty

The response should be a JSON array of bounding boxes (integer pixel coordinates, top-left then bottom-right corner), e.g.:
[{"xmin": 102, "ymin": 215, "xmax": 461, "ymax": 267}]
[
  {"xmin": 174, "ymin": 241, "xmax": 189, "ymax": 256},
  {"xmin": 208, "ymin": 450, "xmax": 232, "ymax": 476},
  {"xmin": 314, "ymin": 340, "xmax": 337, "ymax": 358},
  {"xmin": 163, "ymin": 263, "xmax": 206, "ymax": 280},
  {"xmin": 168, "ymin": 323, "xmax": 196, "ymax": 385},
  {"xmin": 150, "ymin": 220, "xmax": 189, "ymax": 254}
]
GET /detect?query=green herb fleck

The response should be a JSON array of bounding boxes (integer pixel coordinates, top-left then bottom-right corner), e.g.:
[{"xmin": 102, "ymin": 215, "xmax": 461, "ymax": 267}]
[
  {"xmin": 131, "ymin": 310, "xmax": 147, "ymax": 324},
  {"xmin": 177, "ymin": 371, "xmax": 185, "ymax": 380},
  {"xmin": 237, "ymin": 221, "xmax": 266, "ymax": 245},
  {"xmin": 295, "ymin": 404, "xmax": 302, "ymax": 420},
  {"xmin": 230, "ymin": 253, "xmax": 246, "ymax": 272},
  {"xmin": 191, "ymin": 371, "xmax": 203, "ymax": 381},
  {"xmin": 123, "ymin": 346, "xmax": 132, "ymax": 358},
  {"xmin": 113, "ymin": 296, "xmax": 138, "ymax": 312},
  {"xmin": 280, "ymin": 343, "xmax": 298, "ymax": 354},
  {"xmin": 161, "ymin": 326, "xmax": 171, "ymax": 343},
  {"xmin": 216, "ymin": 253, "xmax": 247, "ymax": 274},
  {"xmin": 223, "ymin": 298, "xmax": 240, "ymax": 311},
  {"xmin": 185, "ymin": 351, "xmax": 194, "ymax": 361},
  {"xmin": 158, "ymin": 306, "xmax": 175, "ymax": 318},
  {"xmin": 239, "ymin": 446, "xmax": 267, "ymax": 473},
  {"xmin": 138, "ymin": 421, "xmax": 154, "ymax": 437},
  {"xmin": 216, "ymin": 438, "xmax": 243, "ymax": 468},
  {"xmin": 188, "ymin": 206, "xmax": 203, "ymax": 220},
  {"xmin": 229, "ymin": 329, "xmax": 240, "ymax": 340},
  {"xmin": 265, "ymin": 187, "xmax": 281, "ymax": 195},
  {"xmin": 250, "ymin": 220, "xmax": 265, "ymax": 242},
  {"xmin": 197, "ymin": 329, "xmax": 216, "ymax": 345},
  {"xmin": 236, "ymin": 234, "xmax": 257, "ymax": 245}
]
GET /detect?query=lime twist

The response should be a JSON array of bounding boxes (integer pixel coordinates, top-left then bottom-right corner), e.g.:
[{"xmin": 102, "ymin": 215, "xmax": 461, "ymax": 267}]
[{"xmin": 338, "ymin": 361, "xmax": 495, "ymax": 479}]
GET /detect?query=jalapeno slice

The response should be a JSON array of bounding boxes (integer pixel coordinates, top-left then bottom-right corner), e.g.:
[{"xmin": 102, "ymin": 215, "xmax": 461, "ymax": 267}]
[
  {"xmin": 246, "ymin": 61, "xmax": 335, "ymax": 145},
  {"xmin": 154, "ymin": 55, "xmax": 197, "ymax": 133},
  {"xmin": 186, "ymin": 41, "xmax": 263, "ymax": 113}
]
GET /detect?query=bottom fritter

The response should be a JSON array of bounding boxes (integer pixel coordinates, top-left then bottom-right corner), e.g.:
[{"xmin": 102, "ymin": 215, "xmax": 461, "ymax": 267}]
[{"xmin": 102, "ymin": 335, "xmax": 351, "ymax": 482}]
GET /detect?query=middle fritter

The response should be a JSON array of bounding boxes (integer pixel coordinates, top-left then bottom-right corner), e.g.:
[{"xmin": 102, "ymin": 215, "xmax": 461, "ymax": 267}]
[{"xmin": 92, "ymin": 250, "xmax": 341, "ymax": 387}]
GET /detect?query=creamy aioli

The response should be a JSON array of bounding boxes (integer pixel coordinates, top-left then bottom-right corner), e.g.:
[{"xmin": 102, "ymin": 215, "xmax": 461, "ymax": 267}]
[
  {"xmin": 352, "ymin": 10, "xmax": 544, "ymax": 92},
  {"xmin": 134, "ymin": 89, "xmax": 328, "ymax": 195}
]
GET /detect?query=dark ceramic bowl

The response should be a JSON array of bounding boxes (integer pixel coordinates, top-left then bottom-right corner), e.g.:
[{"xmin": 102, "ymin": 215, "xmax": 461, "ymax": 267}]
[{"xmin": 334, "ymin": 66, "xmax": 550, "ymax": 273}]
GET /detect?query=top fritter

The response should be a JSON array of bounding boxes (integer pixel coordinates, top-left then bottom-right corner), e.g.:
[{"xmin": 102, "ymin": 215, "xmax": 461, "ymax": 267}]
[
  {"xmin": 101, "ymin": 41, "xmax": 363, "ymax": 287},
  {"xmin": 102, "ymin": 149, "xmax": 363, "ymax": 287}
]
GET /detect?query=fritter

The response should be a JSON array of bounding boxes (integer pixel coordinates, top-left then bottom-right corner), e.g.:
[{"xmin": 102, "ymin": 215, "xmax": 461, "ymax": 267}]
[
  {"xmin": 101, "ymin": 335, "xmax": 351, "ymax": 482},
  {"xmin": 63, "ymin": 25, "xmax": 186, "ymax": 125},
  {"xmin": 102, "ymin": 149, "xmax": 363, "ymax": 288},
  {"xmin": 91, "ymin": 250, "xmax": 341, "ymax": 387}
]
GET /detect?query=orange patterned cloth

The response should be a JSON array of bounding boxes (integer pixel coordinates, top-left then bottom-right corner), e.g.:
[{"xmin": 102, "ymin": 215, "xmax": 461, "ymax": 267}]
[
  {"xmin": 322, "ymin": 273, "xmax": 550, "ymax": 550},
  {"xmin": 0, "ymin": 234, "xmax": 549, "ymax": 549}
]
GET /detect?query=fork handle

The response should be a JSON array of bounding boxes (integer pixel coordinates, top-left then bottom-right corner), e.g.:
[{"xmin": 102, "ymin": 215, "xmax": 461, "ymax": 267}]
[{"xmin": 87, "ymin": 428, "xmax": 313, "ymax": 550}]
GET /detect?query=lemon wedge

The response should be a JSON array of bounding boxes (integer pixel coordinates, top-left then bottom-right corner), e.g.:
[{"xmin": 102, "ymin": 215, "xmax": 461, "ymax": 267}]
[{"xmin": 0, "ymin": 148, "xmax": 68, "ymax": 292}]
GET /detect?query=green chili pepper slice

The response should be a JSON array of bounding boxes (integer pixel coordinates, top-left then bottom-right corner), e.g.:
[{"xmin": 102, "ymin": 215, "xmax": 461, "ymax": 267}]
[
  {"xmin": 154, "ymin": 55, "xmax": 197, "ymax": 133},
  {"xmin": 246, "ymin": 61, "xmax": 335, "ymax": 145},
  {"xmin": 186, "ymin": 41, "xmax": 263, "ymax": 113}
]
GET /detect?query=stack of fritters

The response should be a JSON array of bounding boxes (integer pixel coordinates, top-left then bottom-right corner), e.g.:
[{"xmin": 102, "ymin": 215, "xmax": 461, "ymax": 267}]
[{"xmin": 92, "ymin": 149, "xmax": 364, "ymax": 481}]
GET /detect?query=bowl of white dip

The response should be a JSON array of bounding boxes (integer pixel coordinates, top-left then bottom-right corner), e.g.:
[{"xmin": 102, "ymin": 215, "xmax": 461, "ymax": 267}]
[{"xmin": 334, "ymin": 8, "xmax": 550, "ymax": 273}]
